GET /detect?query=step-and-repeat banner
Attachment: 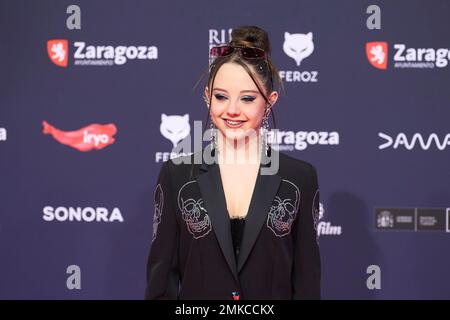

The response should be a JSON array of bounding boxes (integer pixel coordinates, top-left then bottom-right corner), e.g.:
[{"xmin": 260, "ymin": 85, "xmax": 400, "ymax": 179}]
[{"xmin": 0, "ymin": 0, "xmax": 449, "ymax": 299}]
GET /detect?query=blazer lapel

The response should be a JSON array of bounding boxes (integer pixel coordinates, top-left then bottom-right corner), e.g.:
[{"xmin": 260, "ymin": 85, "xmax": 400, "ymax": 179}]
[
  {"xmin": 194, "ymin": 145, "xmax": 282, "ymax": 278},
  {"xmin": 195, "ymin": 150, "xmax": 238, "ymax": 282},
  {"xmin": 237, "ymin": 153, "xmax": 281, "ymax": 273}
]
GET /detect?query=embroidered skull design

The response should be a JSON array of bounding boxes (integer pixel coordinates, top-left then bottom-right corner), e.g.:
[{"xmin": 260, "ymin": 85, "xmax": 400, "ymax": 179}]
[
  {"xmin": 312, "ymin": 189, "xmax": 320, "ymax": 231},
  {"xmin": 267, "ymin": 179, "xmax": 300, "ymax": 237},
  {"xmin": 312, "ymin": 189, "xmax": 320, "ymax": 243},
  {"xmin": 153, "ymin": 184, "xmax": 163, "ymax": 242},
  {"xmin": 178, "ymin": 181, "xmax": 212, "ymax": 239}
]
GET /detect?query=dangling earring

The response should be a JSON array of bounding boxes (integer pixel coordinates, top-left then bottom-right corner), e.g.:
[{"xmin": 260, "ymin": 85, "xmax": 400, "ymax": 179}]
[
  {"xmin": 209, "ymin": 116, "xmax": 217, "ymax": 151},
  {"xmin": 261, "ymin": 106, "xmax": 270, "ymax": 156}
]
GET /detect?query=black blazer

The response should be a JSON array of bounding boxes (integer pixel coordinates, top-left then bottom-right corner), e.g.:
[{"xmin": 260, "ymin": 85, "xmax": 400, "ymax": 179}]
[{"xmin": 145, "ymin": 145, "xmax": 321, "ymax": 300}]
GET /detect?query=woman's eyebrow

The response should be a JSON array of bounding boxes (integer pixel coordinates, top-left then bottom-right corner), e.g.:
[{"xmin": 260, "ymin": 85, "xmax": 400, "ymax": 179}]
[
  {"xmin": 213, "ymin": 88, "xmax": 259, "ymax": 94},
  {"xmin": 212, "ymin": 88, "xmax": 228, "ymax": 93}
]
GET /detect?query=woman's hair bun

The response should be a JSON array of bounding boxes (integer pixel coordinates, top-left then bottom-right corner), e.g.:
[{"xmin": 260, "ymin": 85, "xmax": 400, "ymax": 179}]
[{"xmin": 230, "ymin": 25, "xmax": 271, "ymax": 54}]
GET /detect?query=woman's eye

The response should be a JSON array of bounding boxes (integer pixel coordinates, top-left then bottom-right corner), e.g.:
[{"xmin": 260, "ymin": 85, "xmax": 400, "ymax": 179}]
[
  {"xmin": 242, "ymin": 96, "xmax": 256, "ymax": 102},
  {"xmin": 214, "ymin": 94, "xmax": 227, "ymax": 101}
]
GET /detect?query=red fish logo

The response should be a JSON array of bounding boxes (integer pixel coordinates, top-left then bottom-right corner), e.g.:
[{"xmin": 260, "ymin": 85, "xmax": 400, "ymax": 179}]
[
  {"xmin": 366, "ymin": 41, "xmax": 388, "ymax": 70},
  {"xmin": 47, "ymin": 39, "xmax": 68, "ymax": 67},
  {"xmin": 42, "ymin": 121, "xmax": 117, "ymax": 152}
]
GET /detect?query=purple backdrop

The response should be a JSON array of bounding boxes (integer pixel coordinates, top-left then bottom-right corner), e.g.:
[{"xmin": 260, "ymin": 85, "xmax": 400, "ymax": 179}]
[{"xmin": 0, "ymin": 0, "xmax": 449, "ymax": 299}]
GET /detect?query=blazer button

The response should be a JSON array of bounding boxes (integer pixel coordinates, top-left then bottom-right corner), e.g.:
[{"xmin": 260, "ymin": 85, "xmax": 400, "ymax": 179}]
[{"xmin": 232, "ymin": 291, "xmax": 240, "ymax": 300}]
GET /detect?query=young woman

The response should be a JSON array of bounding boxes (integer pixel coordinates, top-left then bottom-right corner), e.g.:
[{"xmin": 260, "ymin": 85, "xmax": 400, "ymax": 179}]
[{"xmin": 145, "ymin": 25, "xmax": 321, "ymax": 300}]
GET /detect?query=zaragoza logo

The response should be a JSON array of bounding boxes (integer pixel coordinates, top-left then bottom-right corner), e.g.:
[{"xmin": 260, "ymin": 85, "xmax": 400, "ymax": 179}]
[
  {"xmin": 47, "ymin": 39, "xmax": 158, "ymax": 67},
  {"xmin": 366, "ymin": 42, "xmax": 388, "ymax": 70},
  {"xmin": 47, "ymin": 39, "xmax": 69, "ymax": 67},
  {"xmin": 42, "ymin": 120, "xmax": 117, "ymax": 152}
]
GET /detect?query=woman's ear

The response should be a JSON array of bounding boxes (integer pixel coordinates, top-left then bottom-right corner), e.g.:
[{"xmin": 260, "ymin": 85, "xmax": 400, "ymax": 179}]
[
  {"xmin": 268, "ymin": 90, "xmax": 279, "ymax": 107},
  {"xmin": 265, "ymin": 91, "xmax": 279, "ymax": 116},
  {"xmin": 203, "ymin": 86, "xmax": 210, "ymax": 107}
]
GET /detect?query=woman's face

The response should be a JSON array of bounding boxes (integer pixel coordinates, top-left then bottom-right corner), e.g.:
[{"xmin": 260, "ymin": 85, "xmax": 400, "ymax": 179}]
[{"xmin": 205, "ymin": 62, "xmax": 278, "ymax": 143}]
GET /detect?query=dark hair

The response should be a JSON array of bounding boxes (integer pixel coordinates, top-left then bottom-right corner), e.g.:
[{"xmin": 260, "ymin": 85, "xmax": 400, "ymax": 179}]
[{"xmin": 195, "ymin": 25, "xmax": 283, "ymax": 133}]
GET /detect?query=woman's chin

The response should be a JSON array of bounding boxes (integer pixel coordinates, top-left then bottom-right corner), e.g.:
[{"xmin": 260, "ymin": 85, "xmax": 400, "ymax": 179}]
[{"xmin": 219, "ymin": 127, "xmax": 258, "ymax": 140}]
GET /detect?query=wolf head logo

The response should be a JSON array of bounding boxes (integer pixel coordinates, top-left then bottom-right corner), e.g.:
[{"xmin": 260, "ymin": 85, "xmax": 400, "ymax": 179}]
[
  {"xmin": 283, "ymin": 32, "xmax": 314, "ymax": 66},
  {"xmin": 160, "ymin": 114, "xmax": 190, "ymax": 148}
]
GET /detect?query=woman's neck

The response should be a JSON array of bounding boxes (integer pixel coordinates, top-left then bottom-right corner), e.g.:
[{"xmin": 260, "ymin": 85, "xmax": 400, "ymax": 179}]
[{"xmin": 216, "ymin": 133, "xmax": 261, "ymax": 166}]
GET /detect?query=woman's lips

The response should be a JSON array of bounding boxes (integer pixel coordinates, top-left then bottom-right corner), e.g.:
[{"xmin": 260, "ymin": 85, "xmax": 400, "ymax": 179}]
[{"xmin": 222, "ymin": 118, "xmax": 247, "ymax": 128}]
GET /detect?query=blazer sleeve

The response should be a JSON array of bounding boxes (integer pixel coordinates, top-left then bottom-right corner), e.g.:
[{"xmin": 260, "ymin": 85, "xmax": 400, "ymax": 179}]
[
  {"xmin": 145, "ymin": 160, "xmax": 180, "ymax": 299},
  {"xmin": 292, "ymin": 164, "xmax": 321, "ymax": 299}
]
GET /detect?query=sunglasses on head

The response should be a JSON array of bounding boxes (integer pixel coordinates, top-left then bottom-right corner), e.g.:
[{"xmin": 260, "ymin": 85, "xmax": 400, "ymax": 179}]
[{"xmin": 209, "ymin": 45, "xmax": 267, "ymax": 60}]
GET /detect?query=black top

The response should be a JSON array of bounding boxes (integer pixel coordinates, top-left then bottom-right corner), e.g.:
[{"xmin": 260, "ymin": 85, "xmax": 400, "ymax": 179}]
[{"xmin": 230, "ymin": 218, "xmax": 245, "ymax": 259}]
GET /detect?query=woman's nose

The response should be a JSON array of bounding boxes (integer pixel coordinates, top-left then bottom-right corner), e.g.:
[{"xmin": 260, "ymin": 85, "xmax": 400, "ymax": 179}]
[{"xmin": 226, "ymin": 99, "xmax": 241, "ymax": 116}]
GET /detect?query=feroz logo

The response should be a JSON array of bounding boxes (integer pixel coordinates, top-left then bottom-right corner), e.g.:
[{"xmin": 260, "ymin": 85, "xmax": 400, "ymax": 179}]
[
  {"xmin": 366, "ymin": 41, "xmax": 388, "ymax": 70},
  {"xmin": 160, "ymin": 114, "xmax": 191, "ymax": 148},
  {"xmin": 156, "ymin": 114, "xmax": 192, "ymax": 162},
  {"xmin": 283, "ymin": 32, "xmax": 314, "ymax": 66},
  {"xmin": 42, "ymin": 120, "xmax": 117, "ymax": 152},
  {"xmin": 279, "ymin": 31, "xmax": 318, "ymax": 83},
  {"xmin": 47, "ymin": 39, "xmax": 68, "ymax": 67}
]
